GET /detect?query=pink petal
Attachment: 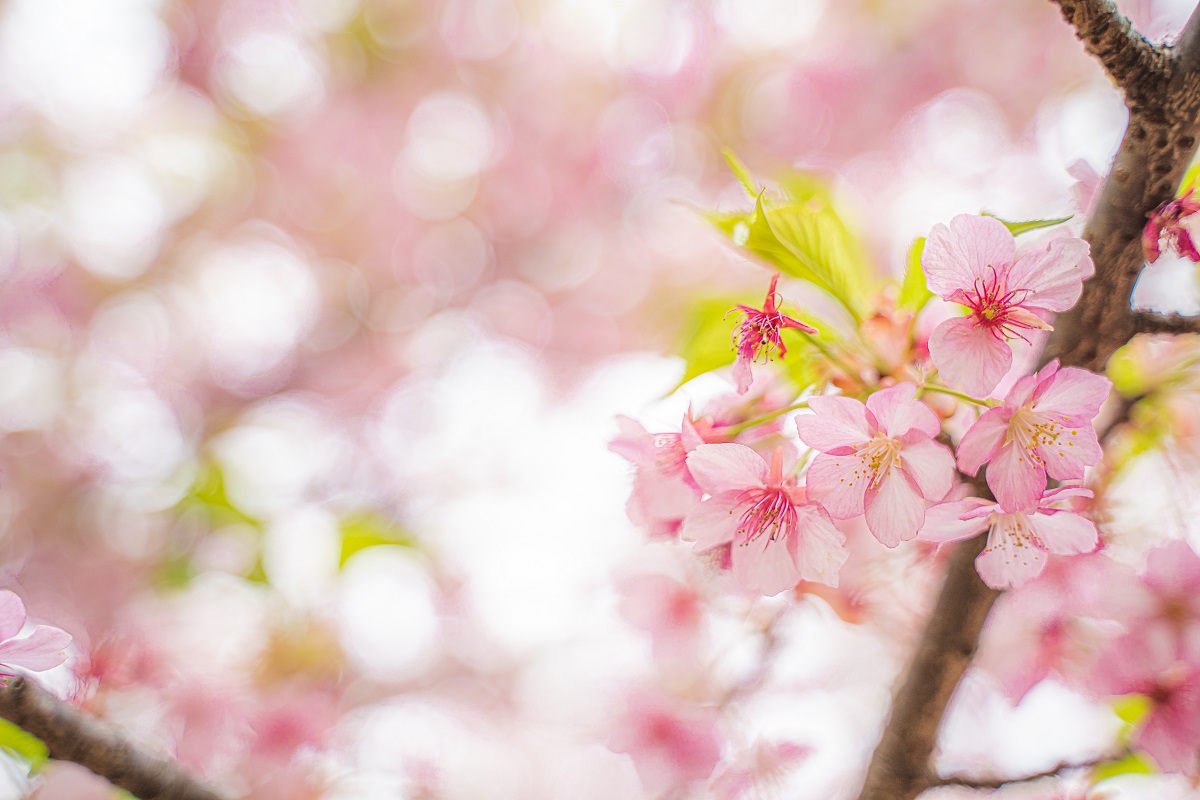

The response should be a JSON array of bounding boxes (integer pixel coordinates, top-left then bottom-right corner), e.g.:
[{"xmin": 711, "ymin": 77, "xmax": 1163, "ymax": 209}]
[
  {"xmin": 1031, "ymin": 367, "xmax": 1111, "ymax": 422},
  {"xmin": 922, "ymin": 215, "xmax": 1016, "ymax": 299},
  {"xmin": 789, "ymin": 506, "xmax": 848, "ymax": 587},
  {"xmin": 956, "ymin": 408, "xmax": 1011, "ymax": 476},
  {"xmin": 863, "ymin": 471, "xmax": 925, "ymax": 547},
  {"xmin": 634, "ymin": 470, "xmax": 700, "ymax": 520},
  {"xmin": 795, "ymin": 396, "xmax": 874, "ymax": 453},
  {"xmin": 1029, "ymin": 510, "xmax": 1098, "ymax": 555},
  {"xmin": 1144, "ymin": 540, "xmax": 1200, "ymax": 594},
  {"xmin": 918, "ymin": 500, "xmax": 992, "ymax": 543},
  {"xmin": 0, "ymin": 626, "xmax": 72, "ymax": 672},
  {"xmin": 929, "ymin": 317, "xmax": 1013, "ymax": 396},
  {"xmin": 1004, "ymin": 237, "xmax": 1093, "ymax": 312},
  {"xmin": 732, "ymin": 535, "xmax": 804, "ymax": 596},
  {"xmin": 986, "ymin": 443, "xmax": 1046, "ymax": 513},
  {"xmin": 680, "ymin": 492, "xmax": 743, "ymax": 550},
  {"xmin": 975, "ymin": 525, "xmax": 1049, "ymax": 589},
  {"xmin": 1039, "ymin": 422, "xmax": 1101, "ymax": 481},
  {"xmin": 0, "ymin": 593, "xmax": 28, "ymax": 643},
  {"xmin": 901, "ymin": 437, "xmax": 956, "ymax": 502},
  {"xmin": 686, "ymin": 444, "xmax": 767, "ymax": 495},
  {"xmin": 733, "ymin": 356, "xmax": 753, "ymax": 394},
  {"xmin": 804, "ymin": 453, "xmax": 867, "ymax": 519},
  {"xmin": 865, "ymin": 383, "xmax": 940, "ymax": 439}
]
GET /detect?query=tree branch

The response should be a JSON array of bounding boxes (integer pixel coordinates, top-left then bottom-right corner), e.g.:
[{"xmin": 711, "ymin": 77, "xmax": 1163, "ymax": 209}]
[
  {"xmin": 929, "ymin": 750, "xmax": 1129, "ymax": 793},
  {"xmin": 1131, "ymin": 310, "xmax": 1200, "ymax": 335},
  {"xmin": 0, "ymin": 678, "xmax": 230, "ymax": 800},
  {"xmin": 855, "ymin": 533, "xmax": 999, "ymax": 799},
  {"xmin": 1049, "ymin": 0, "xmax": 1171, "ymax": 112},
  {"xmin": 856, "ymin": 7, "xmax": 1200, "ymax": 800}
]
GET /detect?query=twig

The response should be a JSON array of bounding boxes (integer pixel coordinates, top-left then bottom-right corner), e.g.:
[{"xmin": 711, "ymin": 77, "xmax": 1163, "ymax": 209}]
[
  {"xmin": 0, "ymin": 677, "xmax": 230, "ymax": 800},
  {"xmin": 930, "ymin": 750, "xmax": 1129, "ymax": 792},
  {"xmin": 1049, "ymin": 0, "xmax": 1171, "ymax": 111},
  {"xmin": 1131, "ymin": 310, "xmax": 1200, "ymax": 335}
]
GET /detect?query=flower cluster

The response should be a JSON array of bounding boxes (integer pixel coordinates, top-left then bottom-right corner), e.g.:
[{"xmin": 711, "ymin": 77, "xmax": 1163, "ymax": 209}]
[{"xmin": 616, "ymin": 213, "xmax": 1110, "ymax": 596}]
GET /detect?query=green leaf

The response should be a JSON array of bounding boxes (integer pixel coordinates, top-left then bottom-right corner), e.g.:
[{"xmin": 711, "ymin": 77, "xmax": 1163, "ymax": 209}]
[
  {"xmin": 981, "ymin": 212, "xmax": 1073, "ymax": 236},
  {"xmin": 899, "ymin": 237, "xmax": 933, "ymax": 311},
  {"xmin": 0, "ymin": 717, "xmax": 48, "ymax": 773},
  {"xmin": 744, "ymin": 192, "xmax": 872, "ymax": 317},
  {"xmin": 1091, "ymin": 751, "xmax": 1156, "ymax": 783},
  {"xmin": 708, "ymin": 161, "xmax": 876, "ymax": 319},
  {"xmin": 339, "ymin": 511, "xmax": 413, "ymax": 567},
  {"xmin": 1107, "ymin": 340, "xmax": 1149, "ymax": 398},
  {"xmin": 722, "ymin": 148, "xmax": 760, "ymax": 197},
  {"xmin": 672, "ymin": 295, "xmax": 741, "ymax": 389},
  {"xmin": 1112, "ymin": 694, "xmax": 1152, "ymax": 728}
]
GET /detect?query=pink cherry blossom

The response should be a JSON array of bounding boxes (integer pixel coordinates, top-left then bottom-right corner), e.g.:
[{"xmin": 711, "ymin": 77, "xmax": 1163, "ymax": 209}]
[
  {"xmin": 610, "ymin": 414, "xmax": 709, "ymax": 537},
  {"xmin": 681, "ymin": 444, "xmax": 847, "ymax": 595},
  {"xmin": 729, "ymin": 274, "xmax": 818, "ymax": 394},
  {"xmin": 1144, "ymin": 189, "xmax": 1200, "ymax": 263},
  {"xmin": 918, "ymin": 485, "xmax": 1099, "ymax": 589},
  {"xmin": 956, "ymin": 359, "xmax": 1110, "ymax": 512},
  {"xmin": 795, "ymin": 383, "xmax": 955, "ymax": 547},
  {"xmin": 922, "ymin": 214, "xmax": 1093, "ymax": 395},
  {"xmin": 0, "ymin": 591, "xmax": 72, "ymax": 677},
  {"xmin": 1090, "ymin": 627, "xmax": 1200, "ymax": 773},
  {"xmin": 607, "ymin": 689, "xmax": 723, "ymax": 794}
]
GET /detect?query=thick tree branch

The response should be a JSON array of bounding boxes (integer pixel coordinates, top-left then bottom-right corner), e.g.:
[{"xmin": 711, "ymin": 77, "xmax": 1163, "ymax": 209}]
[
  {"xmin": 856, "ymin": 533, "xmax": 999, "ymax": 799},
  {"xmin": 1131, "ymin": 310, "xmax": 1200, "ymax": 335},
  {"xmin": 856, "ymin": 7, "xmax": 1200, "ymax": 800},
  {"xmin": 0, "ymin": 678, "xmax": 230, "ymax": 800},
  {"xmin": 1049, "ymin": 0, "xmax": 1171, "ymax": 111}
]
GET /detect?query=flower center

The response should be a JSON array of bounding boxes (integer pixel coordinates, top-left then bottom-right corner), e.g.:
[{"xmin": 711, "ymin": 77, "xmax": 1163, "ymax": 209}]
[
  {"xmin": 851, "ymin": 436, "xmax": 903, "ymax": 491},
  {"xmin": 962, "ymin": 266, "xmax": 1038, "ymax": 342},
  {"xmin": 735, "ymin": 487, "xmax": 798, "ymax": 545},
  {"xmin": 1007, "ymin": 407, "xmax": 1072, "ymax": 467},
  {"xmin": 733, "ymin": 309, "xmax": 788, "ymax": 364}
]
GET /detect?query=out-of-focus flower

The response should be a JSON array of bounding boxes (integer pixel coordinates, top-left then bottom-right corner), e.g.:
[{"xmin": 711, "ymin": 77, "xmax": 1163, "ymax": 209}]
[
  {"xmin": 607, "ymin": 690, "xmax": 723, "ymax": 795},
  {"xmin": 1144, "ymin": 190, "xmax": 1200, "ymax": 263},
  {"xmin": 918, "ymin": 485, "xmax": 1098, "ymax": 589},
  {"xmin": 681, "ymin": 444, "xmax": 847, "ymax": 594},
  {"xmin": 0, "ymin": 591, "xmax": 71, "ymax": 677},
  {"xmin": 729, "ymin": 274, "xmax": 818, "ymax": 394},
  {"xmin": 708, "ymin": 740, "xmax": 811, "ymax": 799},
  {"xmin": 796, "ymin": 383, "xmax": 955, "ymax": 547},
  {"xmin": 922, "ymin": 215, "xmax": 1093, "ymax": 395},
  {"xmin": 1118, "ymin": 540, "xmax": 1200, "ymax": 657},
  {"xmin": 957, "ymin": 360, "xmax": 1109, "ymax": 512},
  {"xmin": 1091, "ymin": 629, "xmax": 1200, "ymax": 773}
]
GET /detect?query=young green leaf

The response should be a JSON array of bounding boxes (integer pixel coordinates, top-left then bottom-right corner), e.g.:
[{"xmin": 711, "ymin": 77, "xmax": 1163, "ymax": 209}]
[
  {"xmin": 981, "ymin": 212, "xmax": 1073, "ymax": 236},
  {"xmin": 899, "ymin": 236, "xmax": 933, "ymax": 311}
]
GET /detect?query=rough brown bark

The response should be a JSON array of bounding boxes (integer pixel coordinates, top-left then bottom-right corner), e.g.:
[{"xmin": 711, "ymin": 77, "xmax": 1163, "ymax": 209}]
[
  {"xmin": 0, "ymin": 678, "xmax": 230, "ymax": 800},
  {"xmin": 1131, "ymin": 309, "xmax": 1200, "ymax": 335},
  {"xmin": 855, "ymin": 4, "xmax": 1200, "ymax": 799}
]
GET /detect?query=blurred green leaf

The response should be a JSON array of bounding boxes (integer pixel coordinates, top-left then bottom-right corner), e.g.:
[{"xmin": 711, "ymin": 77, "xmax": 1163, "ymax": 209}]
[
  {"xmin": 672, "ymin": 295, "xmax": 741, "ymax": 389},
  {"xmin": 0, "ymin": 718, "xmax": 48, "ymax": 773},
  {"xmin": 899, "ymin": 237, "xmax": 933, "ymax": 311},
  {"xmin": 722, "ymin": 148, "xmax": 760, "ymax": 197},
  {"xmin": 339, "ymin": 511, "xmax": 413, "ymax": 567},
  {"xmin": 1092, "ymin": 751, "xmax": 1156, "ymax": 783},
  {"xmin": 180, "ymin": 460, "xmax": 260, "ymax": 529},
  {"xmin": 1108, "ymin": 340, "xmax": 1149, "ymax": 398},
  {"xmin": 1112, "ymin": 694, "xmax": 1152, "ymax": 727},
  {"xmin": 981, "ymin": 212, "xmax": 1073, "ymax": 236}
]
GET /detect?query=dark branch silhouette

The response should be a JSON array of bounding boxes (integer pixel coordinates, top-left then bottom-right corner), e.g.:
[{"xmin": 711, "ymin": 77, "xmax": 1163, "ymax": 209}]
[{"xmin": 0, "ymin": 678, "xmax": 230, "ymax": 800}]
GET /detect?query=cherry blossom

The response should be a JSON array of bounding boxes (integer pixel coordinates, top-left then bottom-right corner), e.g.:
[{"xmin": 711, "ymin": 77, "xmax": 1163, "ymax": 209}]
[
  {"xmin": 1144, "ymin": 189, "xmax": 1200, "ymax": 263},
  {"xmin": 681, "ymin": 444, "xmax": 847, "ymax": 594},
  {"xmin": 729, "ymin": 274, "xmax": 818, "ymax": 394},
  {"xmin": 918, "ymin": 486, "xmax": 1099, "ymax": 589},
  {"xmin": 611, "ymin": 414, "xmax": 709, "ymax": 537},
  {"xmin": 607, "ymin": 689, "xmax": 723, "ymax": 795},
  {"xmin": 0, "ymin": 591, "xmax": 72, "ymax": 677},
  {"xmin": 922, "ymin": 215, "xmax": 1093, "ymax": 395},
  {"xmin": 796, "ymin": 383, "xmax": 955, "ymax": 547},
  {"xmin": 956, "ymin": 359, "xmax": 1109, "ymax": 512}
]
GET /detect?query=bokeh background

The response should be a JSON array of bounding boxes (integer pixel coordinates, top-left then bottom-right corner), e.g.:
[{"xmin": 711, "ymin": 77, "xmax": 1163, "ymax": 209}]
[{"xmin": 0, "ymin": 0, "xmax": 1198, "ymax": 797}]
